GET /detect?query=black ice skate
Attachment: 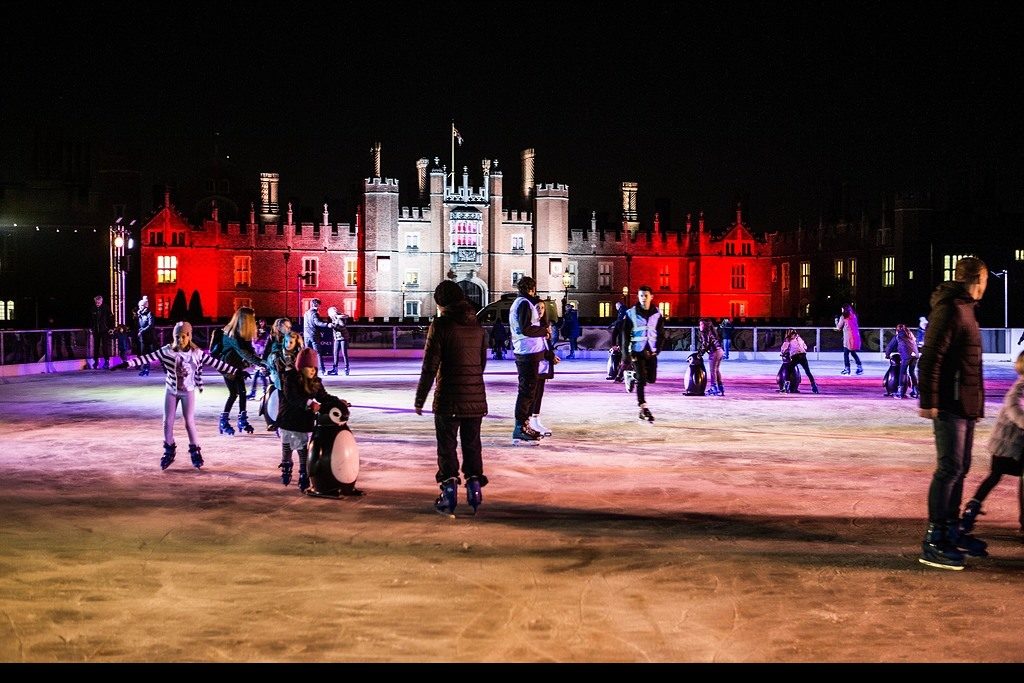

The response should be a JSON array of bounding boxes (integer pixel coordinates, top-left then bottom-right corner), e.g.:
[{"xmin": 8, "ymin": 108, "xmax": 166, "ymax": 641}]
[
  {"xmin": 512, "ymin": 422, "xmax": 542, "ymax": 445},
  {"xmin": 947, "ymin": 523, "xmax": 988, "ymax": 557},
  {"xmin": 188, "ymin": 444, "xmax": 204, "ymax": 469},
  {"xmin": 466, "ymin": 477, "xmax": 483, "ymax": 514},
  {"xmin": 960, "ymin": 499, "xmax": 983, "ymax": 534},
  {"xmin": 279, "ymin": 460, "xmax": 293, "ymax": 486},
  {"xmin": 435, "ymin": 478, "xmax": 458, "ymax": 517},
  {"xmin": 639, "ymin": 405, "xmax": 655, "ymax": 423},
  {"xmin": 160, "ymin": 442, "xmax": 176, "ymax": 470},
  {"xmin": 298, "ymin": 471, "xmax": 310, "ymax": 493},
  {"xmin": 918, "ymin": 523, "xmax": 965, "ymax": 570}
]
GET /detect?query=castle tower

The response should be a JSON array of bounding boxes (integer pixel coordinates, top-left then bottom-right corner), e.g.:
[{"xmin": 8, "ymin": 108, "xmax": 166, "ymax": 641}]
[
  {"xmin": 416, "ymin": 157, "xmax": 429, "ymax": 204},
  {"xmin": 533, "ymin": 183, "xmax": 570, "ymax": 304},
  {"xmin": 521, "ymin": 148, "xmax": 535, "ymax": 207},
  {"xmin": 363, "ymin": 177, "xmax": 401, "ymax": 315},
  {"xmin": 621, "ymin": 181, "xmax": 639, "ymax": 235},
  {"xmin": 259, "ymin": 172, "xmax": 280, "ymax": 222}
]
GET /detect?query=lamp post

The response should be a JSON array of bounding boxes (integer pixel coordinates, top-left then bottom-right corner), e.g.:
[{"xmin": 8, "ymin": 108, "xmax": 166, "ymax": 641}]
[
  {"xmin": 622, "ymin": 285, "xmax": 630, "ymax": 305},
  {"xmin": 109, "ymin": 218, "xmax": 130, "ymax": 326},
  {"xmin": 400, "ymin": 282, "xmax": 407, "ymax": 319},
  {"xmin": 992, "ymin": 269, "xmax": 1009, "ymax": 351},
  {"xmin": 562, "ymin": 270, "xmax": 572, "ymax": 315}
]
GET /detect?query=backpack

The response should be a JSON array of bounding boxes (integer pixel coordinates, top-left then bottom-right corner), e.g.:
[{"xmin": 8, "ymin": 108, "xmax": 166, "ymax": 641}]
[{"xmin": 209, "ymin": 328, "xmax": 225, "ymax": 357}]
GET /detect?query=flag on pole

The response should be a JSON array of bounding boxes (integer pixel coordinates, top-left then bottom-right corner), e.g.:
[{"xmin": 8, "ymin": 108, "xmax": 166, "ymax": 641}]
[{"xmin": 452, "ymin": 125, "xmax": 463, "ymax": 146}]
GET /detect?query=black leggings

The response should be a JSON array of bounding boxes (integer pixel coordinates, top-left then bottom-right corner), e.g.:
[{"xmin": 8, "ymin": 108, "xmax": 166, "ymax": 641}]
[
  {"xmin": 970, "ymin": 457, "xmax": 1024, "ymax": 526},
  {"xmin": 223, "ymin": 371, "xmax": 248, "ymax": 413},
  {"xmin": 790, "ymin": 352, "xmax": 815, "ymax": 384}
]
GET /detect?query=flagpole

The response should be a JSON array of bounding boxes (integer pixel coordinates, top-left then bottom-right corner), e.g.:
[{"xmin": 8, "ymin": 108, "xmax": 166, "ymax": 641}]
[{"xmin": 450, "ymin": 121, "xmax": 455, "ymax": 194}]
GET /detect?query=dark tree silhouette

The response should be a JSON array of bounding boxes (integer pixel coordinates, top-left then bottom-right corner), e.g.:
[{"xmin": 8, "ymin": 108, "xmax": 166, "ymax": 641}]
[
  {"xmin": 187, "ymin": 290, "xmax": 205, "ymax": 323},
  {"xmin": 169, "ymin": 289, "xmax": 188, "ymax": 322}
]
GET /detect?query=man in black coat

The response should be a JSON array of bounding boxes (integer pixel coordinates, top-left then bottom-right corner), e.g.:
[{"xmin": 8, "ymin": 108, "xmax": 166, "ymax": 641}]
[
  {"xmin": 415, "ymin": 280, "xmax": 489, "ymax": 515},
  {"xmin": 917, "ymin": 256, "xmax": 989, "ymax": 570},
  {"xmin": 88, "ymin": 294, "xmax": 113, "ymax": 369}
]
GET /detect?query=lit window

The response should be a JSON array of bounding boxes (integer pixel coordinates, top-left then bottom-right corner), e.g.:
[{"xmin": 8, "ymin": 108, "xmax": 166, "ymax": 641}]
[
  {"xmin": 1016, "ymin": 249, "xmax": 1024, "ymax": 261},
  {"xmin": 405, "ymin": 300, "xmax": 421, "ymax": 317},
  {"xmin": 849, "ymin": 259, "xmax": 857, "ymax": 288},
  {"xmin": 511, "ymin": 235, "xmax": 525, "ymax": 252},
  {"xmin": 731, "ymin": 264, "xmax": 746, "ymax": 289},
  {"xmin": 405, "ymin": 233, "xmax": 420, "ymax": 250},
  {"xmin": 234, "ymin": 256, "xmax": 251, "ymax": 287},
  {"xmin": 566, "ymin": 262, "xmax": 578, "ymax": 287},
  {"xmin": 0, "ymin": 300, "xmax": 5, "ymax": 321},
  {"xmin": 883, "ymin": 256, "xmax": 895, "ymax": 287},
  {"xmin": 598, "ymin": 261, "xmax": 612, "ymax": 288},
  {"xmin": 943, "ymin": 253, "xmax": 973, "ymax": 282},
  {"xmin": 799, "ymin": 262, "xmax": 810, "ymax": 290},
  {"xmin": 157, "ymin": 255, "xmax": 177, "ymax": 284},
  {"xmin": 834, "ymin": 259, "xmax": 844, "ymax": 280},
  {"xmin": 302, "ymin": 258, "xmax": 318, "ymax": 288},
  {"xmin": 658, "ymin": 301, "xmax": 671, "ymax": 317},
  {"xmin": 345, "ymin": 258, "xmax": 358, "ymax": 286},
  {"xmin": 404, "ymin": 270, "xmax": 419, "ymax": 287},
  {"xmin": 782, "ymin": 262, "xmax": 790, "ymax": 292},
  {"xmin": 598, "ymin": 302, "xmax": 611, "ymax": 317}
]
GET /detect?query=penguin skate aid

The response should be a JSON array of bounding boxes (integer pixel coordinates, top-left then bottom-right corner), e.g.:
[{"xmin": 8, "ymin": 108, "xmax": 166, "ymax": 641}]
[{"xmin": 416, "ymin": 280, "xmax": 491, "ymax": 514}]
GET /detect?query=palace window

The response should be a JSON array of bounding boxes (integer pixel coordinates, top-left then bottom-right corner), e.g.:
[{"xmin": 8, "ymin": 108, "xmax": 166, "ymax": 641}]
[
  {"xmin": 731, "ymin": 264, "xmax": 746, "ymax": 289},
  {"xmin": 598, "ymin": 261, "xmax": 612, "ymax": 288},
  {"xmin": 404, "ymin": 270, "xmax": 419, "ymax": 287},
  {"xmin": 233, "ymin": 297, "xmax": 252, "ymax": 311},
  {"xmin": 834, "ymin": 259, "xmax": 844, "ymax": 280},
  {"xmin": 512, "ymin": 270, "xmax": 524, "ymax": 287},
  {"xmin": 511, "ymin": 235, "xmax": 525, "ymax": 252},
  {"xmin": 157, "ymin": 255, "xmax": 177, "ymax": 284},
  {"xmin": 302, "ymin": 258, "xmax": 318, "ymax": 288},
  {"xmin": 799, "ymin": 261, "xmax": 810, "ymax": 290},
  {"xmin": 566, "ymin": 262, "xmax": 578, "ymax": 288},
  {"xmin": 405, "ymin": 300, "xmax": 420, "ymax": 317},
  {"xmin": 598, "ymin": 302, "xmax": 611, "ymax": 317},
  {"xmin": 849, "ymin": 258, "xmax": 857, "ymax": 288},
  {"xmin": 883, "ymin": 256, "xmax": 895, "ymax": 287},
  {"xmin": 234, "ymin": 256, "xmax": 251, "ymax": 287},
  {"xmin": 659, "ymin": 267, "xmax": 670, "ymax": 290},
  {"xmin": 781, "ymin": 262, "xmax": 790, "ymax": 292},
  {"xmin": 741, "ymin": 242, "xmax": 752, "ymax": 256},
  {"xmin": 1015, "ymin": 249, "xmax": 1024, "ymax": 261},
  {"xmin": 405, "ymin": 233, "xmax": 420, "ymax": 251},
  {"xmin": 943, "ymin": 253, "xmax": 973, "ymax": 282},
  {"xmin": 658, "ymin": 301, "xmax": 671, "ymax": 317},
  {"xmin": 171, "ymin": 232, "xmax": 186, "ymax": 246},
  {"xmin": 345, "ymin": 258, "xmax": 358, "ymax": 286}
]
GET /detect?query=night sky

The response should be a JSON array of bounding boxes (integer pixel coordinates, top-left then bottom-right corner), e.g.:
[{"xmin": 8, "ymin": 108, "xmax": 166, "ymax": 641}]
[{"xmin": 5, "ymin": 1, "xmax": 1022, "ymax": 231}]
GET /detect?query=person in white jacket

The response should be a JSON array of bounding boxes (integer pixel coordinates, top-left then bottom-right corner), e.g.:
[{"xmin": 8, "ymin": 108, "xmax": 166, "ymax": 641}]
[{"xmin": 780, "ymin": 329, "xmax": 819, "ymax": 394}]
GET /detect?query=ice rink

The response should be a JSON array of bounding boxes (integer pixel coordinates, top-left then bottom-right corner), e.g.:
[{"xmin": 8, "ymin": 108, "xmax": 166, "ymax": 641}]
[{"xmin": 1, "ymin": 355, "xmax": 1022, "ymax": 663}]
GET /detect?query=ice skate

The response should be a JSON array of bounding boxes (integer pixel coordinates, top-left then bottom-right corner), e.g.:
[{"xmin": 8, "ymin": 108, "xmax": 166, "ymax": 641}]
[
  {"xmin": 840, "ymin": 368, "xmax": 851, "ymax": 375},
  {"xmin": 856, "ymin": 366, "xmax": 864, "ymax": 375},
  {"xmin": 298, "ymin": 471, "xmax": 310, "ymax": 493},
  {"xmin": 160, "ymin": 442, "xmax": 176, "ymax": 470},
  {"xmin": 512, "ymin": 422, "xmax": 542, "ymax": 445},
  {"xmin": 237, "ymin": 410, "xmax": 255, "ymax": 434},
  {"xmin": 947, "ymin": 524, "xmax": 988, "ymax": 557},
  {"xmin": 188, "ymin": 444, "xmax": 204, "ymax": 469},
  {"xmin": 434, "ymin": 478, "xmax": 458, "ymax": 516},
  {"xmin": 919, "ymin": 523, "xmax": 965, "ymax": 570},
  {"xmin": 639, "ymin": 405, "xmax": 655, "ymax": 423},
  {"xmin": 218, "ymin": 412, "xmax": 235, "ymax": 436},
  {"xmin": 326, "ymin": 368, "xmax": 338, "ymax": 375},
  {"xmin": 279, "ymin": 459, "xmax": 293, "ymax": 486},
  {"xmin": 624, "ymin": 370, "xmax": 637, "ymax": 393},
  {"xmin": 960, "ymin": 499, "xmax": 983, "ymax": 534},
  {"xmin": 529, "ymin": 415, "xmax": 552, "ymax": 437},
  {"xmin": 466, "ymin": 477, "xmax": 483, "ymax": 514}
]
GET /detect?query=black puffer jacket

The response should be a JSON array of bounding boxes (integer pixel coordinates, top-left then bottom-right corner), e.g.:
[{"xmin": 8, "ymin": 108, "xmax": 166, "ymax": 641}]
[
  {"xmin": 277, "ymin": 369, "xmax": 334, "ymax": 432},
  {"xmin": 415, "ymin": 301, "xmax": 488, "ymax": 418},
  {"xmin": 918, "ymin": 281, "xmax": 985, "ymax": 418}
]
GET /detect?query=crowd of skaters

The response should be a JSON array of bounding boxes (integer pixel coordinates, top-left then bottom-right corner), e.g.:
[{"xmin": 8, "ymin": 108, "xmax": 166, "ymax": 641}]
[{"xmin": 88, "ymin": 258, "xmax": 1023, "ymax": 563}]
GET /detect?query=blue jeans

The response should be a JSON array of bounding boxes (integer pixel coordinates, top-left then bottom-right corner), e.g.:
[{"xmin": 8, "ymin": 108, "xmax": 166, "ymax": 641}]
[
  {"xmin": 723, "ymin": 338, "xmax": 731, "ymax": 358},
  {"xmin": 927, "ymin": 412, "xmax": 976, "ymax": 523},
  {"xmin": 843, "ymin": 349, "xmax": 862, "ymax": 370}
]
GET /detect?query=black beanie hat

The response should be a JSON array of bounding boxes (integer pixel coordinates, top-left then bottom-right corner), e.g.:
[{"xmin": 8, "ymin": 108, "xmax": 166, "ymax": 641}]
[{"xmin": 434, "ymin": 280, "xmax": 466, "ymax": 308}]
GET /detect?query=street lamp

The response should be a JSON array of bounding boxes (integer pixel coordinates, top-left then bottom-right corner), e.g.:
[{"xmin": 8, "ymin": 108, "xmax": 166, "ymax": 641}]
[
  {"xmin": 400, "ymin": 282, "xmax": 407, "ymax": 319},
  {"xmin": 622, "ymin": 285, "xmax": 630, "ymax": 304},
  {"xmin": 992, "ymin": 269, "xmax": 1009, "ymax": 350},
  {"xmin": 561, "ymin": 270, "xmax": 572, "ymax": 314}
]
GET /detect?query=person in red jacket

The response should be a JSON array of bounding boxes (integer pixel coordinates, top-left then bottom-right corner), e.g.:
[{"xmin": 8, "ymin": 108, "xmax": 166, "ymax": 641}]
[
  {"xmin": 415, "ymin": 280, "xmax": 489, "ymax": 516},
  {"xmin": 917, "ymin": 256, "xmax": 989, "ymax": 570}
]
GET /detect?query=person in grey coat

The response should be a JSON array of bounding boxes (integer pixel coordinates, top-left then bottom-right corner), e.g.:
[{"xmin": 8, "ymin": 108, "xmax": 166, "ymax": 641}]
[{"xmin": 959, "ymin": 350, "xmax": 1024, "ymax": 541}]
